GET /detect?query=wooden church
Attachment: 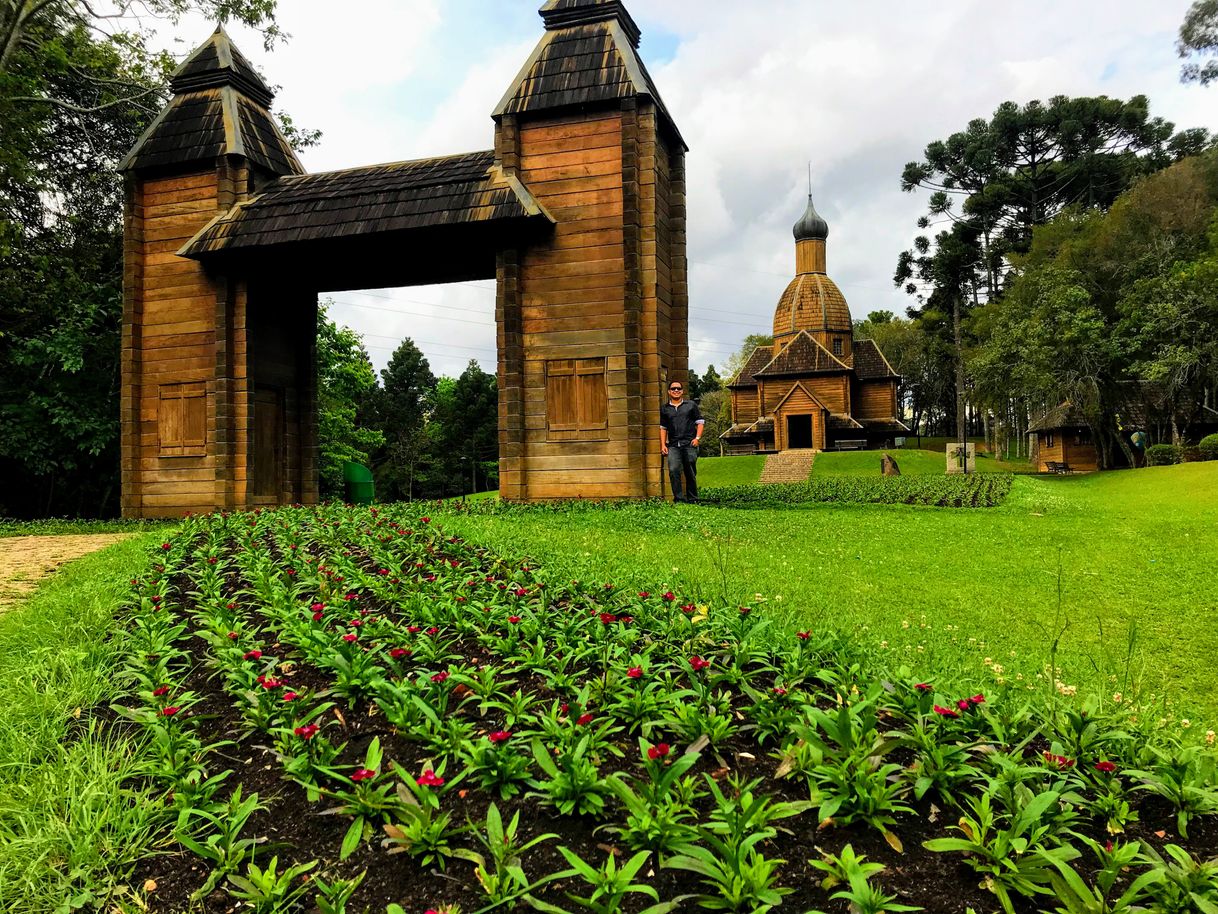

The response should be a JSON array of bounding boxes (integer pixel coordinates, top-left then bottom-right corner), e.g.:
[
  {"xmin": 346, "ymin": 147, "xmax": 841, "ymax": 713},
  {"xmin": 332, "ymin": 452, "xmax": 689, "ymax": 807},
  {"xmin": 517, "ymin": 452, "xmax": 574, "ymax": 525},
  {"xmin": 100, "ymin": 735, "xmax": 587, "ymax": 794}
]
[
  {"xmin": 118, "ymin": 0, "xmax": 689, "ymax": 516},
  {"xmin": 721, "ymin": 194, "xmax": 907, "ymax": 453}
]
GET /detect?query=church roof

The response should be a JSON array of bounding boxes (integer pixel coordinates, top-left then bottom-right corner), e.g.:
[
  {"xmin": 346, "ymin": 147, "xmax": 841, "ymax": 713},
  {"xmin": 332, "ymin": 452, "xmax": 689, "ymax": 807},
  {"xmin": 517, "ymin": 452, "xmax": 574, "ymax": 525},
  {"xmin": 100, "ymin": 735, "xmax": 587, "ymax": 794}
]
[
  {"xmin": 495, "ymin": 0, "xmax": 685, "ymax": 149},
  {"xmin": 178, "ymin": 150, "xmax": 553, "ymax": 257},
  {"xmin": 772, "ymin": 272, "xmax": 852, "ymax": 338},
  {"xmin": 119, "ymin": 26, "xmax": 299, "ymax": 176},
  {"xmin": 726, "ymin": 346, "xmax": 774, "ymax": 389},
  {"xmin": 853, "ymin": 339, "xmax": 900, "ymax": 380},
  {"xmin": 755, "ymin": 331, "xmax": 850, "ymax": 378},
  {"xmin": 793, "ymin": 192, "xmax": 829, "ymax": 242}
]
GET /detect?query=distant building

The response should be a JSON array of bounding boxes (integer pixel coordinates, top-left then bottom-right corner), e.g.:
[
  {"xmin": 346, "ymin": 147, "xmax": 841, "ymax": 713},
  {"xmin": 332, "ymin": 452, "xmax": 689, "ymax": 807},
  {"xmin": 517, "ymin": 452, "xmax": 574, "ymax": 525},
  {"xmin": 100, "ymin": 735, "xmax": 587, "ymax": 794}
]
[
  {"xmin": 721, "ymin": 192, "xmax": 907, "ymax": 454},
  {"xmin": 1030, "ymin": 384, "xmax": 1218, "ymax": 472}
]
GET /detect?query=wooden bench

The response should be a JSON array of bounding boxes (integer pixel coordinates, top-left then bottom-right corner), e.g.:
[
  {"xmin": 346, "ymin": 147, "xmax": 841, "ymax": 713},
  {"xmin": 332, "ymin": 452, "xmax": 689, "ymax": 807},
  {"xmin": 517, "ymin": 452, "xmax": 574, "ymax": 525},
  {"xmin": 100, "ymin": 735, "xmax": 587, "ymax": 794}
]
[
  {"xmin": 834, "ymin": 439, "xmax": 867, "ymax": 451},
  {"xmin": 1045, "ymin": 461, "xmax": 1073, "ymax": 474}
]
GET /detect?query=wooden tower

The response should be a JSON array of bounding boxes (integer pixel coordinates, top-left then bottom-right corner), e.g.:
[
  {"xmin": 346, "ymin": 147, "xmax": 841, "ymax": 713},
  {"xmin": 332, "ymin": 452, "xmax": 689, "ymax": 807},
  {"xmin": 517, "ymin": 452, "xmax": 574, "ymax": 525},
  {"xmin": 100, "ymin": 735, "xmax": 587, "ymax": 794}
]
[
  {"xmin": 119, "ymin": 0, "xmax": 687, "ymax": 516},
  {"xmin": 492, "ymin": 0, "xmax": 689, "ymax": 500}
]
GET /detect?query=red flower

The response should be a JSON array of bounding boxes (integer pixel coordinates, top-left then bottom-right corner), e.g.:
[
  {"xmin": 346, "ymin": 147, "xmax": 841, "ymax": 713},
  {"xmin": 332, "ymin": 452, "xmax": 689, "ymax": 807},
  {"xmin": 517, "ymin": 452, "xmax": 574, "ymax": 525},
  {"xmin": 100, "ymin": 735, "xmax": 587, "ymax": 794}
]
[
  {"xmin": 773, "ymin": 687, "xmax": 788, "ymax": 696},
  {"xmin": 159, "ymin": 706, "xmax": 180, "ymax": 716},
  {"xmin": 488, "ymin": 730, "xmax": 511, "ymax": 743},
  {"xmin": 243, "ymin": 650, "xmax": 262, "ymax": 660},
  {"xmin": 957, "ymin": 699, "xmax": 972, "ymax": 712},
  {"xmin": 933, "ymin": 705, "xmax": 959, "ymax": 718},
  {"xmin": 312, "ymin": 611, "xmax": 324, "ymax": 622},
  {"xmin": 416, "ymin": 769, "xmax": 444, "ymax": 787},
  {"xmin": 348, "ymin": 619, "xmax": 363, "ymax": 628},
  {"xmin": 680, "ymin": 604, "xmax": 695, "ymax": 614},
  {"xmin": 507, "ymin": 616, "xmax": 522, "ymax": 624},
  {"xmin": 282, "ymin": 691, "xmax": 299, "ymax": 702},
  {"xmin": 626, "ymin": 666, "xmax": 643, "ymax": 679},
  {"xmin": 970, "ymin": 694, "xmax": 986, "ymax": 705},
  {"xmin": 294, "ymin": 723, "xmax": 319, "ymax": 739},
  {"xmin": 342, "ymin": 633, "xmax": 358, "ymax": 643},
  {"xmin": 152, "ymin": 685, "xmax": 170, "ymax": 697},
  {"xmin": 797, "ymin": 631, "xmax": 812, "ymax": 640},
  {"xmin": 160, "ymin": 542, "xmax": 171, "ymax": 551},
  {"xmin": 647, "ymin": 742, "xmax": 671, "ymax": 760},
  {"xmin": 426, "ymin": 627, "xmax": 439, "ymax": 636},
  {"xmin": 514, "ymin": 588, "xmax": 528, "ymax": 597},
  {"xmin": 390, "ymin": 648, "xmax": 411, "ymax": 659},
  {"xmin": 690, "ymin": 656, "xmax": 710, "ymax": 672},
  {"xmin": 421, "ymin": 517, "xmax": 430, "ymax": 523},
  {"xmin": 662, "ymin": 591, "xmax": 675, "ymax": 601},
  {"xmin": 1043, "ymin": 752, "xmax": 1076, "ymax": 768},
  {"xmin": 1095, "ymin": 760, "xmax": 1117, "ymax": 774},
  {"xmin": 227, "ymin": 631, "xmax": 239, "ymax": 640},
  {"xmin": 260, "ymin": 678, "xmax": 282, "ymax": 690},
  {"xmin": 600, "ymin": 612, "xmax": 617, "ymax": 625},
  {"xmin": 351, "ymin": 768, "xmax": 376, "ymax": 782},
  {"xmin": 430, "ymin": 671, "xmax": 450, "ymax": 683},
  {"xmin": 914, "ymin": 683, "xmax": 932, "ymax": 691},
  {"xmin": 576, "ymin": 712, "xmax": 594, "ymax": 726},
  {"xmin": 637, "ymin": 591, "xmax": 650, "ymax": 599},
  {"xmin": 407, "ymin": 625, "xmax": 421, "ymax": 634}
]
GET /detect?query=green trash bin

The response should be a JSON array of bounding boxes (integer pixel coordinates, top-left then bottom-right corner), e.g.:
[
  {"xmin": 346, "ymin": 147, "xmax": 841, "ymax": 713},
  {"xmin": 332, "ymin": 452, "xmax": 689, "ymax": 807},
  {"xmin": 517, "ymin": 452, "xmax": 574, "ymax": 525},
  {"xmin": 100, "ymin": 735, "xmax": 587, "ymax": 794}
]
[{"xmin": 342, "ymin": 461, "xmax": 375, "ymax": 505}]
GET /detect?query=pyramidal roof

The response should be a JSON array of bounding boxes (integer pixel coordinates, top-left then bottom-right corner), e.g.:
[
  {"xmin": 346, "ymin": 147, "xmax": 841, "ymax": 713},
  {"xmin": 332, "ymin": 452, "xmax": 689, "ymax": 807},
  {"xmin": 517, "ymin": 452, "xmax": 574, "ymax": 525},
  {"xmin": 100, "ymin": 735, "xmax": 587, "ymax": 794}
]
[
  {"xmin": 119, "ymin": 25, "xmax": 300, "ymax": 176},
  {"xmin": 495, "ymin": 0, "xmax": 685, "ymax": 149}
]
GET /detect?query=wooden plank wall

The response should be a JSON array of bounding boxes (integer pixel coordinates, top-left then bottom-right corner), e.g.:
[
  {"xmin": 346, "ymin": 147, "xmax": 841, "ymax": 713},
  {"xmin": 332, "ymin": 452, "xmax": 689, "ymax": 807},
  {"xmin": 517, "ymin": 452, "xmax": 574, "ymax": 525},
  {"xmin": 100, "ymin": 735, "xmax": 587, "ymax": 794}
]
[
  {"xmin": 855, "ymin": 380, "xmax": 897, "ymax": 420},
  {"xmin": 733, "ymin": 389, "xmax": 760, "ymax": 425},
  {"xmin": 764, "ymin": 377, "xmax": 848, "ymax": 416},
  {"xmin": 500, "ymin": 100, "xmax": 682, "ymax": 500},
  {"xmin": 124, "ymin": 170, "xmax": 223, "ymax": 517}
]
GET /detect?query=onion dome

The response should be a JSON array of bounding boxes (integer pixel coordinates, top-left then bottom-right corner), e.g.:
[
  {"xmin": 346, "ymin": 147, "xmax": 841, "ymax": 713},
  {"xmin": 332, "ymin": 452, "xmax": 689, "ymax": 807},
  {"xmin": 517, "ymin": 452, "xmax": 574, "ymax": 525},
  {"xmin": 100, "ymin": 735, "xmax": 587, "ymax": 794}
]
[
  {"xmin": 793, "ymin": 193, "xmax": 829, "ymax": 242},
  {"xmin": 772, "ymin": 273, "xmax": 852, "ymax": 339}
]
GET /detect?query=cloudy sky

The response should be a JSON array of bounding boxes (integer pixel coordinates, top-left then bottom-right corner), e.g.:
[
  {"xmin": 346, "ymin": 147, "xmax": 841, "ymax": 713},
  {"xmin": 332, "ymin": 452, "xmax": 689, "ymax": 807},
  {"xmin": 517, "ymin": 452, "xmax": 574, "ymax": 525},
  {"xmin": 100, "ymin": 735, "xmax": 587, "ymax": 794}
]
[{"xmin": 154, "ymin": 0, "xmax": 1213, "ymax": 378}]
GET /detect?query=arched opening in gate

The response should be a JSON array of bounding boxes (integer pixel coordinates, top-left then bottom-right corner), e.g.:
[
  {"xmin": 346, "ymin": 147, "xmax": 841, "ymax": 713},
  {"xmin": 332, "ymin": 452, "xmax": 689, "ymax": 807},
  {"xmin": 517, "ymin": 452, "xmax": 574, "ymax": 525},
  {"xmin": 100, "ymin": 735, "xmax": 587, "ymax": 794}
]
[{"xmin": 119, "ymin": 0, "xmax": 689, "ymax": 517}]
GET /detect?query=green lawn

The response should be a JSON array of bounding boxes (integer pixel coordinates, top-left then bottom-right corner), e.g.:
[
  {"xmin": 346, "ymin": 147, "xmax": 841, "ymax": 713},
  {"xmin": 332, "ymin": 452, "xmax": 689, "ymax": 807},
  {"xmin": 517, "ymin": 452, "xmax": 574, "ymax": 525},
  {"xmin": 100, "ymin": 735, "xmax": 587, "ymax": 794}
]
[
  {"xmin": 697, "ymin": 454, "xmax": 766, "ymax": 487},
  {"xmin": 435, "ymin": 461, "xmax": 1218, "ymax": 726},
  {"xmin": 815, "ymin": 448, "xmax": 1034, "ymax": 475}
]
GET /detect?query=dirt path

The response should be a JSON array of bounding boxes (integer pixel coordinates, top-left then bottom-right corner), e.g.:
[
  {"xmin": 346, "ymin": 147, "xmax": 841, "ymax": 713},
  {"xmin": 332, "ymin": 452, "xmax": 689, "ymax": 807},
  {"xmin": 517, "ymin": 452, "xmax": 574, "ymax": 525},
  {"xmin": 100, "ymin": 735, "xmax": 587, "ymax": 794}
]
[{"xmin": 0, "ymin": 534, "xmax": 133, "ymax": 611}]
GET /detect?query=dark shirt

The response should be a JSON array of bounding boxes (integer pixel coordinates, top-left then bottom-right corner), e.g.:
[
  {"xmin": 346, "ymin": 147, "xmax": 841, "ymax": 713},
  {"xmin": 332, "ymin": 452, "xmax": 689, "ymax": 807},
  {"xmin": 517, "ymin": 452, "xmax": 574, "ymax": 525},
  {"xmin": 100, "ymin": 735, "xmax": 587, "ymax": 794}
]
[{"xmin": 660, "ymin": 400, "xmax": 704, "ymax": 445}]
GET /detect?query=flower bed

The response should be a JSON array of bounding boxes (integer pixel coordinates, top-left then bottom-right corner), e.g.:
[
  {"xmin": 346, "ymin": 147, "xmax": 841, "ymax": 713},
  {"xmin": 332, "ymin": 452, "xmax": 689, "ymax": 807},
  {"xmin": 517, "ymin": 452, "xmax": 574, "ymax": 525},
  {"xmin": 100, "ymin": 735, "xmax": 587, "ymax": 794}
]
[
  {"xmin": 112, "ymin": 503, "xmax": 1217, "ymax": 914},
  {"xmin": 700, "ymin": 474, "xmax": 1015, "ymax": 509}
]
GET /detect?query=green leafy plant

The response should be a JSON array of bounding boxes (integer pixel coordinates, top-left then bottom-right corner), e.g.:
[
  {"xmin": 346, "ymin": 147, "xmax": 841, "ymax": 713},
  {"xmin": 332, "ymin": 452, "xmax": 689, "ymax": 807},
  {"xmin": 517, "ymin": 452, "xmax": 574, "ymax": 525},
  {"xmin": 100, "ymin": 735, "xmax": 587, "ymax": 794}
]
[
  {"xmin": 1129, "ymin": 746, "xmax": 1218, "ymax": 838},
  {"xmin": 530, "ymin": 736, "xmax": 613, "ymax": 817},
  {"xmin": 175, "ymin": 786, "xmax": 266, "ymax": 901},
  {"xmin": 809, "ymin": 844, "xmax": 922, "ymax": 914},
  {"xmin": 226, "ymin": 856, "xmax": 317, "ymax": 914},
  {"xmin": 454, "ymin": 803, "xmax": 558, "ymax": 904},
  {"xmin": 1135, "ymin": 842, "xmax": 1218, "ymax": 914}
]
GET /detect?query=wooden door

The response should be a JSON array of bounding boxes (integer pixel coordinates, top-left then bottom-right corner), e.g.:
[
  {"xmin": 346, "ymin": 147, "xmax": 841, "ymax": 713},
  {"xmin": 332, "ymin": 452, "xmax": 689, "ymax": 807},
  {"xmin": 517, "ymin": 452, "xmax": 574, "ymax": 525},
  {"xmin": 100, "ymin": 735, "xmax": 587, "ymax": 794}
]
[
  {"xmin": 787, "ymin": 414, "xmax": 813, "ymax": 449},
  {"xmin": 252, "ymin": 386, "xmax": 283, "ymax": 502}
]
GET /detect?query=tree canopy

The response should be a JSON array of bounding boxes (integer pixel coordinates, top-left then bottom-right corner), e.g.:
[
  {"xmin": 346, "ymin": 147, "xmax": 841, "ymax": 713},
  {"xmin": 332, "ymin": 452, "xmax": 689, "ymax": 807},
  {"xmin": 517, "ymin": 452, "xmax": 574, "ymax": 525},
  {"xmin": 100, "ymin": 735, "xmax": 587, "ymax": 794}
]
[{"xmin": 1179, "ymin": 0, "xmax": 1218, "ymax": 85}]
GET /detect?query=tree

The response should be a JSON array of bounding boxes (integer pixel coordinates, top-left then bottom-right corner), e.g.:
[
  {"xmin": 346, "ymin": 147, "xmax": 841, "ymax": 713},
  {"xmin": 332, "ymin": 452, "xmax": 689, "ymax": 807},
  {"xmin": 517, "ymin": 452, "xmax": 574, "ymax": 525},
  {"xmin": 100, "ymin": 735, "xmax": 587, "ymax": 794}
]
[
  {"xmin": 375, "ymin": 338, "xmax": 436, "ymax": 500},
  {"xmin": 724, "ymin": 334, "xmax": 773, "ymax": 381},
  {"xmin": 700, "ymin": 364, "xmax": 722, "ymax": 394},
  {"xmin": 316, "ymin": 304, "xmax": 382, "ymax": 499},
  {"xmin": 428, "ymin": 360, "xmax": 498, "ymax": 496},
  {"xmin": 1179, "ymin": 0, "xmax": 1218, "ymax": 85},
  {"xmin": 697, "ymin": 388, "xmax": 730, "ymax": 454}
]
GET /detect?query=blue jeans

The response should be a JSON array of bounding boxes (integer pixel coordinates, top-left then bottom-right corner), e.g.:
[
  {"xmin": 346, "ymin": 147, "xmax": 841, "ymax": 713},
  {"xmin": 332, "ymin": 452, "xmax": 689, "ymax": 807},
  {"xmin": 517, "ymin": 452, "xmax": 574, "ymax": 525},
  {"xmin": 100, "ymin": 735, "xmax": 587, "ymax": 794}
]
[{"xmin": 667, "ymin": 444, "xmax": 699, "ymax": 501}]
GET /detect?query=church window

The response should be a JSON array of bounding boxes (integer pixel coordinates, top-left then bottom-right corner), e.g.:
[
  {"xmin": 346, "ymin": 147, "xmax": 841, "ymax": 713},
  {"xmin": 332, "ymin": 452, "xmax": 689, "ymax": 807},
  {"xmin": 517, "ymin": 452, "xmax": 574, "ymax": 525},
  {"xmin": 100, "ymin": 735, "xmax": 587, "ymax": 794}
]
[
  {"xmin": 158, "ymin": 382, "xmax": 207, "ymax": 457},
  {"xmin": 832, "ymin": 337, "xmax": 843, "ymax": 356}
]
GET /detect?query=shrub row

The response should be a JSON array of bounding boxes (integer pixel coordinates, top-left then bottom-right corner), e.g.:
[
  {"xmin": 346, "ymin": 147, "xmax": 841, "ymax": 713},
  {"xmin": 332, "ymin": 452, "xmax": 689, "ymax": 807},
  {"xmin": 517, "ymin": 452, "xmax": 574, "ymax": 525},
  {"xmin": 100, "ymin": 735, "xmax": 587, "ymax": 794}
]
[{"xmin": 701, "ymin": 473, "xmax": 1014, "ymax": 509}]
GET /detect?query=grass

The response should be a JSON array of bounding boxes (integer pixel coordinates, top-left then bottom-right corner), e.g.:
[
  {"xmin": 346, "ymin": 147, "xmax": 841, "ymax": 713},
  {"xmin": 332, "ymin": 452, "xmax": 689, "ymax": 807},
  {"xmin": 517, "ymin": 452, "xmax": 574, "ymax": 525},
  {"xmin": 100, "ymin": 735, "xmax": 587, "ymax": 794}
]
[
  {"xmin": 0, "ymin": 534, "xmax": 166, "ymax": 914},
  {"xmin": 0, "ymin": 517, "xmax": 172, "ymax": 538},
  {"xmin": 815, "ymin": 448, "xmax": 1034, "ymax": 475},
  {"xmin": 697, "ymin": 454, "xmax": 765, "ymax": 487},
  {"xmin": 433, "ymin": 461, "xmax": 1218, "ymax": 726}
]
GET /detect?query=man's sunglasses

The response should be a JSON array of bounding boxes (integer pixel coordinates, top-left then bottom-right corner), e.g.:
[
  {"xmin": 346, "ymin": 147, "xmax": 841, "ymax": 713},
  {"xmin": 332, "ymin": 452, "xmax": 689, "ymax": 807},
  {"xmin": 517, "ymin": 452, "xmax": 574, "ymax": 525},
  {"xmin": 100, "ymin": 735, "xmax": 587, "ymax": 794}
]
[{"xmin": 669, "ymin": 386, "xmax": 683, "ymax": 391}]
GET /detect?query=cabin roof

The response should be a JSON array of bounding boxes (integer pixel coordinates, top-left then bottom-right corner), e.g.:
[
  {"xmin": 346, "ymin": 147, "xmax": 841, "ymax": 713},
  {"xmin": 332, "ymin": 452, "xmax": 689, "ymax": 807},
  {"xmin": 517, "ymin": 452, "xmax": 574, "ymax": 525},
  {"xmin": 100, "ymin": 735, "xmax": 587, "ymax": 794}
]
[
  {"xmin": 755, "ymin": 331, "xmax": 850, "ymax": 378},
  {"xmin": 495, "ymin": 1, "xmax": 685, "ymax": 149},
  {"xmin": 178, "ymin": 150, "xmax": 553, "ymax": 257},
  {"xmin": 119, "ymin": 26, "xmax": 299, "ymax": 175},
  {"xmin": 853, "ymin": 338, "xmax": 900, "ymax": 380},
  {"xmin": 726, "ymin": 346, "xmax": 774, "ymax": 389}
]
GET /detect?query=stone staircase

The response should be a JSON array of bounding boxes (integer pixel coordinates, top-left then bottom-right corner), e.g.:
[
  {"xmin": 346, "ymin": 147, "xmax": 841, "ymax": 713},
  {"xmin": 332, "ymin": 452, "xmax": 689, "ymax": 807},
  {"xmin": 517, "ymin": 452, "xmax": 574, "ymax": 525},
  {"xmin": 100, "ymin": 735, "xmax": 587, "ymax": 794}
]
[{"xmin": 759, "ymin": 449, "xmax": 817, "ymax": 484}]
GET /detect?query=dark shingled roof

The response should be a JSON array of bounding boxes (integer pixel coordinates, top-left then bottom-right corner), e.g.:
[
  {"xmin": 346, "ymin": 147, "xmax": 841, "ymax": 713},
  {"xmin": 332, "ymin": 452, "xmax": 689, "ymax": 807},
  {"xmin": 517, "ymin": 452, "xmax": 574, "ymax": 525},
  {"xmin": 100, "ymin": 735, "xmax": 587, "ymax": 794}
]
[
  {"xmin": 857, "ymin": 417, "xmax": 911, "ymax": 433},
  {"xmin": 755, "ymin": 331, "xmax": 850, "ymax": 378},
  {"xmin": 120, "ymin": 26, "xmax": 299, "ymax": 175},
  {"xmin": 726, "ymin": 346, "xmax": 774, "ymax": 389},
  {"xmin": 178, "ymin": 150, "xmax": 553, "ymax": 257},
  {"xmin": 828, "ymin": 414, "xmax": 864, "ymax": 430},
  {"xmin": 853, "ymin": 339, "xmax": 899, "ymax": 380},
  {"xmin": 495, "ymin": 1, "xmax": 685, "ymax": 149}
]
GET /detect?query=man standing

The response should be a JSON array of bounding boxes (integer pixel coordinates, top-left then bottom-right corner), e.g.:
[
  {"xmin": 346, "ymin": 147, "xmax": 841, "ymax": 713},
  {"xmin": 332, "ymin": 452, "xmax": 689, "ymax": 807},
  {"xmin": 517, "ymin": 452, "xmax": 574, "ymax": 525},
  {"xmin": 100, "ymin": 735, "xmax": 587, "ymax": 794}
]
[{"xmin": 660, "ymin": 380, "xmax": 705, "ymax": 502}]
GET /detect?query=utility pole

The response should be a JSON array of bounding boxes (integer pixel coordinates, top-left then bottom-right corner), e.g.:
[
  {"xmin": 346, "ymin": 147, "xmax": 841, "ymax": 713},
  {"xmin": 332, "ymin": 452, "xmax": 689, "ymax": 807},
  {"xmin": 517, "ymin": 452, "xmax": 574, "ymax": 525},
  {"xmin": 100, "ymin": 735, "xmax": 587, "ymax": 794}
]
[{"xmin": 954, "ymin": 286, "xmax": 969, "ymax": 474}]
